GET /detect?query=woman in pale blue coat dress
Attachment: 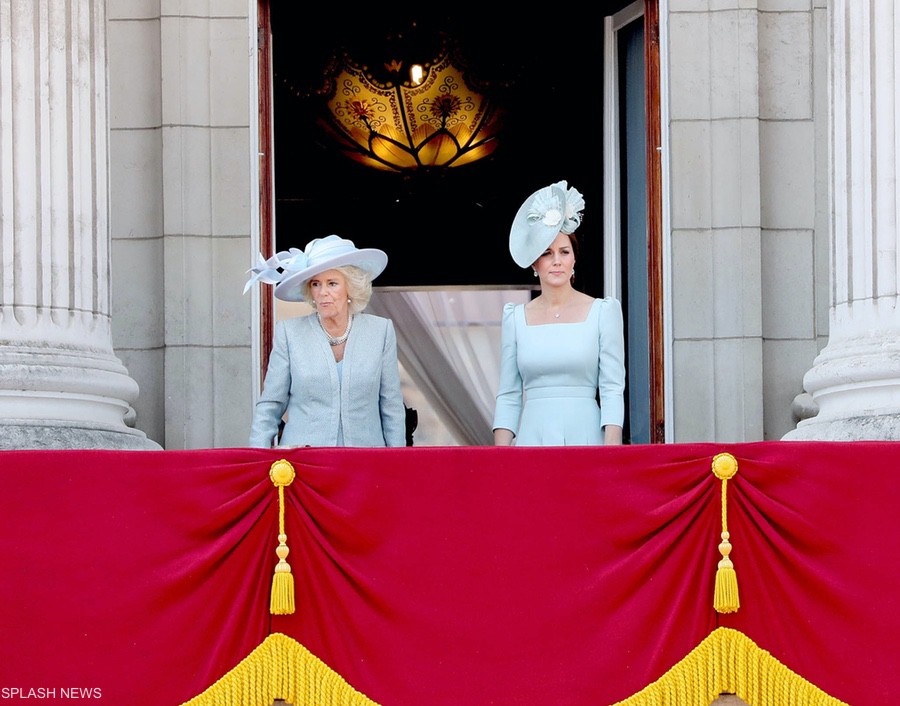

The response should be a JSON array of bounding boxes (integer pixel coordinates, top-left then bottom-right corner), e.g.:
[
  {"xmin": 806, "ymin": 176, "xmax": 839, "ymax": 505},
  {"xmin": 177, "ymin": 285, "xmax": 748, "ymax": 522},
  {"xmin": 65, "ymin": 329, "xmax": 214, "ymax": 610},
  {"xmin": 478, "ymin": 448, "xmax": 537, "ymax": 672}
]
[
  {"xmin": 493, "ymin": 181, "xmax": 626, "ymax": 446},
  {"xmin": 245, "ymin": 235, "xmax": 406, "ymax": 448}
]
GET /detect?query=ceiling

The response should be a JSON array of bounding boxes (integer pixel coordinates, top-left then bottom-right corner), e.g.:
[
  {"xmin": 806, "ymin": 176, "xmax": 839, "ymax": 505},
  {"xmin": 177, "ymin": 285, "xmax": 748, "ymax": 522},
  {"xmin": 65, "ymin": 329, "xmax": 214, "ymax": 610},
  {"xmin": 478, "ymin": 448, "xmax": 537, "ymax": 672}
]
[{"xmin": 268, "ymin": 5, "xmax": 637, "ymax": 291}]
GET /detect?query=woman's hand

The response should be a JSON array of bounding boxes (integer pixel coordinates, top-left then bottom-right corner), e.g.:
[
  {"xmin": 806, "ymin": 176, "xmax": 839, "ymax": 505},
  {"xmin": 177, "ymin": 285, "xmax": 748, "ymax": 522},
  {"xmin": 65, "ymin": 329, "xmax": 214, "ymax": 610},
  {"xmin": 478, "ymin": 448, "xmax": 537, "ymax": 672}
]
[
  {"xmin": 493, "ymin": 428, "xmax": 515, "ymax": 446},
  {"xmin": 603, "ymin": 425, "xmax": 623, "ymax": 445}
]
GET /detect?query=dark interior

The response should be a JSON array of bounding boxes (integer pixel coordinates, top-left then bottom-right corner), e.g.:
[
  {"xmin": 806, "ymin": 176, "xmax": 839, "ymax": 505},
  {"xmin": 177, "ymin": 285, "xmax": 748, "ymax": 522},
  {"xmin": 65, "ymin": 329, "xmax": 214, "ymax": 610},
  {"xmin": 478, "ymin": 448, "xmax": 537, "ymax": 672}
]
[{"xmin": 268, "ymin": 6, "xmax": 635, "ymax": 294}]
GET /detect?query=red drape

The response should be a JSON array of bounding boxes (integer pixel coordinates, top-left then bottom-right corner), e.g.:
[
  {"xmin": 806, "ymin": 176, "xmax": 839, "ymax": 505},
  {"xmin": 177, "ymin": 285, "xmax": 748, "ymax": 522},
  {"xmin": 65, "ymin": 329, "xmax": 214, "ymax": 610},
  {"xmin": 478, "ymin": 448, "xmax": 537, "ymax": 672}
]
[{"xmin": 0, "ymin": 442, "xmax": 897, "ymax": 705}]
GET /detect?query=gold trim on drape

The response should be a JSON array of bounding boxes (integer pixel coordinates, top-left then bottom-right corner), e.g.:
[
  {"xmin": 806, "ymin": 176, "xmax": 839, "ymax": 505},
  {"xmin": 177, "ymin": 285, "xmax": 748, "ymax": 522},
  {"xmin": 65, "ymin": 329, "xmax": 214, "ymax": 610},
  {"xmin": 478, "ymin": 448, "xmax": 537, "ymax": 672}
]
[
  {"xmin": 180, "ymin": 632, "xmax": 380, "ymax": 706},
  {"xmin": 611, "ymin": 627, "xmax": 848, "ymax": 706}
]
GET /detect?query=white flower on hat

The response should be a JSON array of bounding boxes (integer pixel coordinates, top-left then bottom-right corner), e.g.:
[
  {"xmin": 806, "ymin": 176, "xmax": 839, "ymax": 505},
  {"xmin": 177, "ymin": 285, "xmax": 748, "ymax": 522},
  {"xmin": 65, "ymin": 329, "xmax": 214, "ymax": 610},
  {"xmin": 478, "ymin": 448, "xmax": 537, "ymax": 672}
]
[
  {"xmin": 553, "ymin": 180, "xmax": 585, "ymax": 234},
  {"xmin": 527, "ymin": 185, "xmax": 564, "ymax": 229},
  {"xmin": 542, "ymin": 209, "xmax": 562, "ymax": 227}
]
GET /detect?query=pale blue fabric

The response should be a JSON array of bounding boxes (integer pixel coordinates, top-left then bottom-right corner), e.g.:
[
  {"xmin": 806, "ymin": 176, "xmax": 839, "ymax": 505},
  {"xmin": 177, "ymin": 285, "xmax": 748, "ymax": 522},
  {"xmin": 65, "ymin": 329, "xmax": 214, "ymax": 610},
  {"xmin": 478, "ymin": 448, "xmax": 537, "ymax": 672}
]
[
  {"xmin": 249, "ymin": 313, "xmax": 406, "ymax": 448},
  {"xmin": 492, "ymin": 298, "xmax": 626, "ymax": 446},
  {"xmin": 336, "ymin": 359, "xmax": 344, "ymax": 446}
]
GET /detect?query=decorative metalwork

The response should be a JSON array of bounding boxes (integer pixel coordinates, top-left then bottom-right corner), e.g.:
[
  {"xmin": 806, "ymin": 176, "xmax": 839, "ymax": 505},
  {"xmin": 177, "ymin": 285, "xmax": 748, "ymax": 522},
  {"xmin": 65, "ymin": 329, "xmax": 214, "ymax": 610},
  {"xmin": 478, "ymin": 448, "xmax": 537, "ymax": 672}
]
[{"xmin": 318, "ymin": 44, "xmax": 503, "ymax": 172}]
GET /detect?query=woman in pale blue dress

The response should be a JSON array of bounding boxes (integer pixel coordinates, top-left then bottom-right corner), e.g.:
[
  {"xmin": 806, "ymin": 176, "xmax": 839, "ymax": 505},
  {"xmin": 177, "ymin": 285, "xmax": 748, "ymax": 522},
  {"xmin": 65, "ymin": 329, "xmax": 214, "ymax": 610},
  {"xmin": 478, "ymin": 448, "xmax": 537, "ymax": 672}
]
[
  {"xmin": 493, "ymin": 181, "xmax": 626, "ymax": 446},
  {"xmin": 244, "ymin": 235, "xmax": 406, "ymax": 448}
]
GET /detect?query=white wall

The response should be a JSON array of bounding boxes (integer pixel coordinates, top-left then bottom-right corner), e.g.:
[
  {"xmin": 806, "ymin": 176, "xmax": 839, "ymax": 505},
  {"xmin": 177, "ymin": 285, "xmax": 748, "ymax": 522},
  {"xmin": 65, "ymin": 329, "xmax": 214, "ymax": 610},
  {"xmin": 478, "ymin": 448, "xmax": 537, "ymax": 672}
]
[
  {"xmin": 665, "ymin": 0, "xmax": 827, "ymax": 441},
  {"xmin": 108, "ymin": 1, "xmax": 166, "ymax": 444},
  {"xmin": 108, "ymin": 0, "xmax": 255, "ymax": 448}
]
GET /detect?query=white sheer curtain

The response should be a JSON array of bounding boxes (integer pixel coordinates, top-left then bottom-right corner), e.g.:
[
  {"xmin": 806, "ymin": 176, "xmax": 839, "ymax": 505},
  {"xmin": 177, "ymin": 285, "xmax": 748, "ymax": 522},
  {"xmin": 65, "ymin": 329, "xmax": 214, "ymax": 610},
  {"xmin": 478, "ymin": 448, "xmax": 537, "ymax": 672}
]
[{"xmin": 368, "ymin": 289, "xmax": 530, "ymax": 446}]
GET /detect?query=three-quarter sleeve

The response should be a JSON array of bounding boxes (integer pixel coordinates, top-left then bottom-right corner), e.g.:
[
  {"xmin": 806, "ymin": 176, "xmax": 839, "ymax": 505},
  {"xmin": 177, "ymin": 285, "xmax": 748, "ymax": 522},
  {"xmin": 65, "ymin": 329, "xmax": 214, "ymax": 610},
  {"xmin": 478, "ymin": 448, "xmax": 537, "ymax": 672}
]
[
  {"xmin": 248, "ymin": 320, "xmax": 291, "ymax": 447},
  {"xmin": 492, "ymin": 302, "xmax": 523, "ymax": 436},
  {"xmin": 378, "ymin": 319, "xmax": 407, "ymax": 447},
  {"xmin": 597, "ymin": 297, "xmax": 626, "ymax": 430}
]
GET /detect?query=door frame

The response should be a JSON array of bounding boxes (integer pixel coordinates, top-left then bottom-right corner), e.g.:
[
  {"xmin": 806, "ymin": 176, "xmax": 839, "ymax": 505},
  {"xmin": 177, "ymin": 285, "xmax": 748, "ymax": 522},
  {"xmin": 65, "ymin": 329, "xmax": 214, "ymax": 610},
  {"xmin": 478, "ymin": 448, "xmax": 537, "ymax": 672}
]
[
  {"xmin": 253, "ymin": 0, "xmax": 667, "ymax": 442},
  {"xmin": 602, "ymin": 0, "xmax": 666, "ymax": 443}
]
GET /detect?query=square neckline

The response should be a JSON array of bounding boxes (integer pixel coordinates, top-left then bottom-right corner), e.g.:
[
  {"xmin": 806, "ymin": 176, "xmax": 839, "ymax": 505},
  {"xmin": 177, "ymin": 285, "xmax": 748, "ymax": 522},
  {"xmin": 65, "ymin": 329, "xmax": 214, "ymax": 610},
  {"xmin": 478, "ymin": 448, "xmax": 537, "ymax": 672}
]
[{"xmin": 521, "ymin": 298, "xmax": 599, "ymax": 327}]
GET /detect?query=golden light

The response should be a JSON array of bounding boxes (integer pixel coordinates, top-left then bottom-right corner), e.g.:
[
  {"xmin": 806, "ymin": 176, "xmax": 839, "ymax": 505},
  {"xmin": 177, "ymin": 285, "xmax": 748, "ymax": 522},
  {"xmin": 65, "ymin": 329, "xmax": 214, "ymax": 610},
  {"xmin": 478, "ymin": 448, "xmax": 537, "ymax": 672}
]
[{"xmin": 318, "ymin": 46, "xmax": 502, "ymax": 172}]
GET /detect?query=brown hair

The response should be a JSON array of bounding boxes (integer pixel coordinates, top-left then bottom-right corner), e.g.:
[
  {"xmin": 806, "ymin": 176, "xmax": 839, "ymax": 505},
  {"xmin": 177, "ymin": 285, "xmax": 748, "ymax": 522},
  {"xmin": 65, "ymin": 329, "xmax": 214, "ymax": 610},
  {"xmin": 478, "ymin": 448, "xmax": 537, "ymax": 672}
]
[{"xmin": 564, "ymin": 231, "xmax": 581, "ymax": 284}]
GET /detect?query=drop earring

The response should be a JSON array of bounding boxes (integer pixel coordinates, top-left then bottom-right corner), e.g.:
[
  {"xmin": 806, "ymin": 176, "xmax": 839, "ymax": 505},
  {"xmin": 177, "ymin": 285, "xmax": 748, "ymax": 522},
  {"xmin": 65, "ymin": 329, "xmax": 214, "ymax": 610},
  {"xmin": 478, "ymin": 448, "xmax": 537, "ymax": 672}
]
[{"xmin": 533, "ymin": 270, "xmax": 538, "ymax": 278}]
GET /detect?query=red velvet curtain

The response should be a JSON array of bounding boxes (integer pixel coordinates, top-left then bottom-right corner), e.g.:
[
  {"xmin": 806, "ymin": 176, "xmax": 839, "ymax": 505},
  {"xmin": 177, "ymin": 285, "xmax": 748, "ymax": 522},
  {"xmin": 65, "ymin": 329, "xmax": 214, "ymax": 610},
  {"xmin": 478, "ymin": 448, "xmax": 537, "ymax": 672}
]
[{"xmin": 0, "ymin": 442, "xmax": 897, "ymax": 705}]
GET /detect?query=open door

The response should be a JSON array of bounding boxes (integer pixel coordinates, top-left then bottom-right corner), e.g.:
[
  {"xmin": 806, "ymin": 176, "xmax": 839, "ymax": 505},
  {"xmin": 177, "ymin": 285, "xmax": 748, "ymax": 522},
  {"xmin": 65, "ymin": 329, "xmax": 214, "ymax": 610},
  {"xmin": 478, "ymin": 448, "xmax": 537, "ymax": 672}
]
[
  {"xmin": 254, "ymin": 1, "xmax": 665, "ymax": 443},
  {"xmin": 603, "ymin": 1, "xmax": 665, "ymax": 443}
]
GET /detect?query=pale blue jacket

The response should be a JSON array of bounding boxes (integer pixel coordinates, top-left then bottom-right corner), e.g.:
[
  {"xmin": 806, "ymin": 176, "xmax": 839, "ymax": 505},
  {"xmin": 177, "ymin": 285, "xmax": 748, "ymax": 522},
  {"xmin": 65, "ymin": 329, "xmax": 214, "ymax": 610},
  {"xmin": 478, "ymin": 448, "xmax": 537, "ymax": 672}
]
[{"xmin": 249, "ymin": 313, "xmax": 406, "ymax": 448}]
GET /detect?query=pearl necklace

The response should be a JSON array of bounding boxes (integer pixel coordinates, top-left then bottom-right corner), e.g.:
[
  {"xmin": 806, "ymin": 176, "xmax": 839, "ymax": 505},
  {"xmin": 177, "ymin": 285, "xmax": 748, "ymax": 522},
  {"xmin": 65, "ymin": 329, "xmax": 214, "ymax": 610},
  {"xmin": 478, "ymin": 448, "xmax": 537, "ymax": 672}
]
[{"xmin": 317, "ymin": 312, "xmax": 353, "ymax": 346}]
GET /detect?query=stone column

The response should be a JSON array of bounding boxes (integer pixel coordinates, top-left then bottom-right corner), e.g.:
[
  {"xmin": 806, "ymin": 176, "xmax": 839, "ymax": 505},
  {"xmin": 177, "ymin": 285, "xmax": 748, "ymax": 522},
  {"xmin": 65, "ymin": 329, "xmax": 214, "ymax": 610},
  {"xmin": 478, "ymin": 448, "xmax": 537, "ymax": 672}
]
[
  {"xmin": 0, "ymin": 0, "xmax": 158, "ymax": 449},
  {"xmin": 785, "ymin": 0, "xmax": 900, "ymax": 440}
]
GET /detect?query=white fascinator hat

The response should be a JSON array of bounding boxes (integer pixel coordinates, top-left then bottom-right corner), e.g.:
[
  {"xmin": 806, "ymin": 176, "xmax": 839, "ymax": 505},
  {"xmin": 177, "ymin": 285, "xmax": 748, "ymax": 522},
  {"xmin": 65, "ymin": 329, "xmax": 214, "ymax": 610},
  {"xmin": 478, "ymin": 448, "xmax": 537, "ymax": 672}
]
[
  {"xmin": 244, "ymin": 234, "xmax": 388, "ymax": 302},
  {"xmin": 508, "ymin": 180, "xmax": 585, "ymax": 268}
]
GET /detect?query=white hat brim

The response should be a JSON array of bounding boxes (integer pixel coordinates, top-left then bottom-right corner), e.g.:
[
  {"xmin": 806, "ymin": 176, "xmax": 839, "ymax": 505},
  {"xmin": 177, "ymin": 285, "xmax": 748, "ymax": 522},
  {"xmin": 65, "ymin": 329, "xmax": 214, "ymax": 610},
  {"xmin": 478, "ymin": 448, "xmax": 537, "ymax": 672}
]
[{"xmin": 274, "ymin": 248, "xmax": 388, "ymax": 302}]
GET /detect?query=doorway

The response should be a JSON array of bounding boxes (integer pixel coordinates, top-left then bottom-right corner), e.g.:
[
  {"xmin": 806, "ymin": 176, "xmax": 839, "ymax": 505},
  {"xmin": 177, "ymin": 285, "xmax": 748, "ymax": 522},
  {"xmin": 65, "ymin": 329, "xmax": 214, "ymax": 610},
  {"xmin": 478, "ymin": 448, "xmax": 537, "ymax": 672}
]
[{"xmin": 254, "ymin": 2, "xmax": 665, "ymax": 443}]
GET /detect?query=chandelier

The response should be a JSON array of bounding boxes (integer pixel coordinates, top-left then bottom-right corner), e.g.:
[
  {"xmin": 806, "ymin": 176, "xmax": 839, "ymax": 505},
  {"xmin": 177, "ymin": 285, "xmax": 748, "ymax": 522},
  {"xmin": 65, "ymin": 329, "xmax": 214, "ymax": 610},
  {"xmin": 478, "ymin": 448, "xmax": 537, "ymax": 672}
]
[{"xmin": 318, "ymin": 43, "xmax": 503, "ymax": 173}]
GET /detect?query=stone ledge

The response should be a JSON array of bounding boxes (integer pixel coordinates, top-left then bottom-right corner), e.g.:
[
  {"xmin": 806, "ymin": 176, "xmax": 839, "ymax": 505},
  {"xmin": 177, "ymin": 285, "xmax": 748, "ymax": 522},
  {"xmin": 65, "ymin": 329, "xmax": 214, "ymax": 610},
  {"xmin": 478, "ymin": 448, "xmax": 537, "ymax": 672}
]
[{"xmin": 0, "ymin": 422, "xmax": 161, "ymax": 450}]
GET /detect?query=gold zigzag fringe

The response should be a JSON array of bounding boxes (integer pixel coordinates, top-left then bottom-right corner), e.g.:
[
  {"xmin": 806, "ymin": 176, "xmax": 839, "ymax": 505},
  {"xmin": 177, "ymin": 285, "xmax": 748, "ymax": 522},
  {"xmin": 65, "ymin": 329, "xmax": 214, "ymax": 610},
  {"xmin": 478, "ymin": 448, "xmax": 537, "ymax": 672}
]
[
  {"xmin": 180, "ymin": 632, "xmax": 381, "ymax": 706},
  {"xmin": 611, "ymin": 627, "xmax": 848, "ymax": 706},
  {"xmin": 182, "ymin": 628, "xmax": 846, "ymax": 706}
]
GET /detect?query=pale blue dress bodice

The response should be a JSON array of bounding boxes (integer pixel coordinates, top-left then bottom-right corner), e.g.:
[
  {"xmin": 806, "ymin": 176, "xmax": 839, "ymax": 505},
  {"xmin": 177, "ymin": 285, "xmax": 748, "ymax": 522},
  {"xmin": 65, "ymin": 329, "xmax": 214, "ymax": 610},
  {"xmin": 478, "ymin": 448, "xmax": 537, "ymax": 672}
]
[{"xmin": 492, "ymin": 298, "xmax": 626, "ymax": 446}]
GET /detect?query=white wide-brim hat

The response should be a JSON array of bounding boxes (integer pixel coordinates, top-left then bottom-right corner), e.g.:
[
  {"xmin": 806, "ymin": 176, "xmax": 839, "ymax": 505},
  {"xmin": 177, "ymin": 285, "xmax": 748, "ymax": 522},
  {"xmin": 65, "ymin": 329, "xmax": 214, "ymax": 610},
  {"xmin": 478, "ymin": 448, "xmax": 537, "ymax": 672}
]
[
  {"xmin": 273, "ymin": 235, "xmax": 388, "ymax": 302},
  {"xmin": 508, "ymin": 180, "xmax": 585, "ymax": 268}
]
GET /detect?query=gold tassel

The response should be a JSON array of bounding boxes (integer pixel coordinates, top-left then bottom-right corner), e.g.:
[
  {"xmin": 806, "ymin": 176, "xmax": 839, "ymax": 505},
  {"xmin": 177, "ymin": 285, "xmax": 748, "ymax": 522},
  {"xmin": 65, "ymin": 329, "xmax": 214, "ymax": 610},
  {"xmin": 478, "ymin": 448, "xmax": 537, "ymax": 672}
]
[
  {"xmin": 715, "ymin": 532, "xmax": 739, "ymax": 613},
  {"xmin": 269, "ymin": 459, "xmax": 296, "ymax": 615},
  {"xmin": 711, "ymin": 452, "xmax": 740, "ymax": 614},
  {"xmin": 271, "ymin": 531, "xmax": 295, "ymax": 615}
]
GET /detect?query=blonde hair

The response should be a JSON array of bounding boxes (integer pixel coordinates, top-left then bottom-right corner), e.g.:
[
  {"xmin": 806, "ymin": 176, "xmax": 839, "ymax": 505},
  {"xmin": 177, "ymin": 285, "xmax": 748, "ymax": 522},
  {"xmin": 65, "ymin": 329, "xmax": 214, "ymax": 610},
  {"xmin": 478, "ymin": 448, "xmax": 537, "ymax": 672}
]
[{"xmin": 301, "ymin": 265, "xmax": 373, "ymax": 315}]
